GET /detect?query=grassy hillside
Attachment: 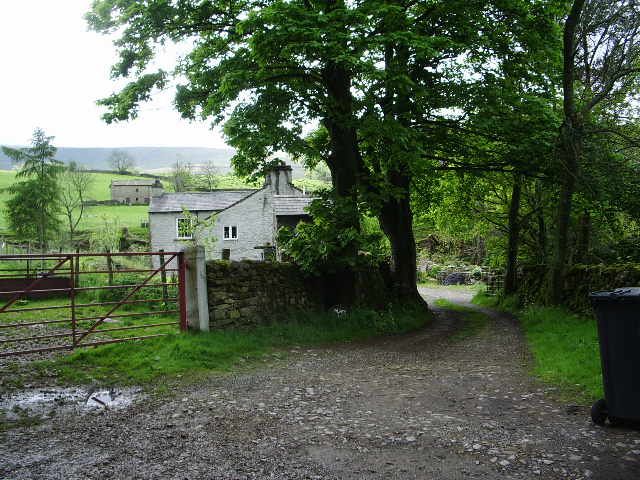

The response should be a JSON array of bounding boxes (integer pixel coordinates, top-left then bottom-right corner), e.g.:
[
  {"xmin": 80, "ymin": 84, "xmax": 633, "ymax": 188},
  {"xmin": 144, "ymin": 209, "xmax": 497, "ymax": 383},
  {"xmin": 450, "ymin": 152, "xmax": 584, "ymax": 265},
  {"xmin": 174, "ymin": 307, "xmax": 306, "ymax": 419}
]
[
  {"xmin": 0, "ymin": 170, "xmax": 155, "ymax": 203},
  {"xmin": 0, "ymin": 146, "xmax": 236, "ymax": 171},
  {"xmin": 0, "ymin": 170, "xmax": 325, "ymax": 240},
  {"xmin": 0, "ymin": 171, "xmax": 157, "ymax": 234},
  {"xmin": 0, "ymin": 170, "xmax": 260, "ymax": 237}
]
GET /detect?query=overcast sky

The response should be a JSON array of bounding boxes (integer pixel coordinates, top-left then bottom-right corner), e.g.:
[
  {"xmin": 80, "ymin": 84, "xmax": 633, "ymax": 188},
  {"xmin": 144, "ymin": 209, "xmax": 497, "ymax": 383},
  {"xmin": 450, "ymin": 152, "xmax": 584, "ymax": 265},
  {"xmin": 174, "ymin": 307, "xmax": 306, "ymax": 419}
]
[{"xmin": 0, "ymin": 0, "xmax": 227, "ymax": 148}]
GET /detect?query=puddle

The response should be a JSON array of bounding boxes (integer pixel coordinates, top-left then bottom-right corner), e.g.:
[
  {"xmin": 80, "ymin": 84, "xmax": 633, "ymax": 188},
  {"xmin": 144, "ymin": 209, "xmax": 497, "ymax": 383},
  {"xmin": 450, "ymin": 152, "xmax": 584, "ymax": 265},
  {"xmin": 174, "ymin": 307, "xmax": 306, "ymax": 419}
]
[{"xmin": 0, "ymin": 386, "xmax": 142, "ymax": 420}]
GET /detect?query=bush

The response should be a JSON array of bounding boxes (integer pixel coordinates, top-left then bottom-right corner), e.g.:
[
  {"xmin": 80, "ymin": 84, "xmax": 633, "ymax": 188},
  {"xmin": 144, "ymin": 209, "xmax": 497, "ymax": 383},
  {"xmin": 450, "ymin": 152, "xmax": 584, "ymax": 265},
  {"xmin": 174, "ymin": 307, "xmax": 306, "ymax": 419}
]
[
  {"xmin": 470, "ymin": 265, "xmax": 483, "ymax": 280},
  {"xmin": 278, "ymin": 193, "xmax": 389, "ymax": 274},
  {"xmin": 428, "ymin": 265, "xmax": 442, "ymax": 278},
  {"xmin": 92, "ymin": 273, "xmax": 174, "ymax": 309},
  {"xmin": 416, "ymin": 270, "xmax": 430, "ymax": 283}
]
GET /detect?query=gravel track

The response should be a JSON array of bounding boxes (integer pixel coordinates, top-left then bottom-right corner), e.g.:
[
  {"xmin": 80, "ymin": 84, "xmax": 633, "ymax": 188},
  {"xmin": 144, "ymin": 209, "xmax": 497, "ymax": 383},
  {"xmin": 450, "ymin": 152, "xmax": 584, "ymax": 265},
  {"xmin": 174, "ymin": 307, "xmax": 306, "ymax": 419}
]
[{"xmin": 1, "ymin": 286, "xmax": 639, "ymax": 479}]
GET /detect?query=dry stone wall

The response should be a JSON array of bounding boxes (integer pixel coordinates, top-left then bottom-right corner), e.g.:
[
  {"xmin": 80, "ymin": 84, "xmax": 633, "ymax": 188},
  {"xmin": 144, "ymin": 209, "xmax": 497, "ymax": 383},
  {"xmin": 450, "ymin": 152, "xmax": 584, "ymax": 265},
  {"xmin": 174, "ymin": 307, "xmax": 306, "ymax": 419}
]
[
  {"xmin": 206, "ymin": 260, "xmax": 394, "ymax": 329},
  {"xmin": 206, "ymin": 260, "xmax": 323, "ymax": 328},
  {"xmin": 517, "ymin": 263, "xmax": 640, "ymax": 313}
]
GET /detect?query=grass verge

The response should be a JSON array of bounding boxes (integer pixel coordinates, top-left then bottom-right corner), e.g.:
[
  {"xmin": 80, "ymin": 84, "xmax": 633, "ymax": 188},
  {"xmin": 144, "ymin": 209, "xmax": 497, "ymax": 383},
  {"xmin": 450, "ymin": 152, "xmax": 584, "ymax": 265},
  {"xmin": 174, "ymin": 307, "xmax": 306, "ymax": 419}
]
[
  {"xmin": 24, "ymin": 305, "xmax": 430, "ymax": 387},
  {"xmin": 472, "ymin": 292, "xmax": 602, "ymax": 402},
  {"xmin": 433, "ymin": 299, "xmax": 490, "ymax": 340}
]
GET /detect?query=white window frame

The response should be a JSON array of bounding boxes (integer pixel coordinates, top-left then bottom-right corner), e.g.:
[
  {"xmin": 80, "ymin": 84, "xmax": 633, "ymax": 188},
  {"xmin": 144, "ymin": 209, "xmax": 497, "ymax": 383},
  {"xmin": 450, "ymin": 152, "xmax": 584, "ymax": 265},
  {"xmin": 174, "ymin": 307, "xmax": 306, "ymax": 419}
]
[
  {"xmin": 223, "ymin": 225, "xmax": 238, "ymax": 240},
  {"xmin": 176, "ymin": 217, "xmax": 195, "ymax": 239}
]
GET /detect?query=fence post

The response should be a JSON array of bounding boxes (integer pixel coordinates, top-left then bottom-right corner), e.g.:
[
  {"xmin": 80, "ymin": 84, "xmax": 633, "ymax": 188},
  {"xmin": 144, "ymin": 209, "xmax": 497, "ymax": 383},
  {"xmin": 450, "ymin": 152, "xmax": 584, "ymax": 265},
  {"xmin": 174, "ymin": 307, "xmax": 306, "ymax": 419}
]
[
  {"xmin": 159, "ymin": 249, "xmax": 168, "ymax": 309},
  {"xmin": 181, "ymin": 246, "xmax": 210, "ymax": 332},
  {"xmin": 70, "ymin": 255, "xmax": 77, "ymax": 347},
  {"xmin": 75, "ymin": 247, "xmax": 80, "ymax": 287},
  {"xmin": 26, "ymin": 242, "xmax": 31, "ymax": 278},
  {"xmin": 106, "ymin": 248, "xmax": 114, "ymax": 286}
]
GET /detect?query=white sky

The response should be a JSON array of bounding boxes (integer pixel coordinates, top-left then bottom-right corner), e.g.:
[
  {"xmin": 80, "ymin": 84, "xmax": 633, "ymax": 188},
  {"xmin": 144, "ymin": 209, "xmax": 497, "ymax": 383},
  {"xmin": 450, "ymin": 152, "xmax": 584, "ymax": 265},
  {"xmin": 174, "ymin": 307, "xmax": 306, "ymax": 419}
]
[{"xmin": 0, "ymin": 0, "xmax": 227, "ymax": 148}]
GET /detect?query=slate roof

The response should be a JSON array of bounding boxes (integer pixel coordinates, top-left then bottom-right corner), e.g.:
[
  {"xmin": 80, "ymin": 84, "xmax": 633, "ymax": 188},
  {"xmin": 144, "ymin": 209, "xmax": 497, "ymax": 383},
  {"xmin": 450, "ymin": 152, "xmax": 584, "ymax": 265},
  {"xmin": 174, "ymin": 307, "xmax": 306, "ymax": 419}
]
[
  {"xmin": 273, "ymin": 195, "xmax": 315, "ymax": 216},
  {"xmin": 149, "ymin": 190, "xmax": 257, "ymax": 213},
  {"xmin": 111, "ymin": 179, "xmax": 157, "ymax": 186}
]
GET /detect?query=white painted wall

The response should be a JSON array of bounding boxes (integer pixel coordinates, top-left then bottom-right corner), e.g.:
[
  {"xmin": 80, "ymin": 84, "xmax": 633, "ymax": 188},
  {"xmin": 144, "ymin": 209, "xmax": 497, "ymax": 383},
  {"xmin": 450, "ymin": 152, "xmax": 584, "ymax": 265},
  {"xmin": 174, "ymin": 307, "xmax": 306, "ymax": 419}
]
[{"xmin": 203, "ymin": 188, "xmax": 275, "ymax": 261}]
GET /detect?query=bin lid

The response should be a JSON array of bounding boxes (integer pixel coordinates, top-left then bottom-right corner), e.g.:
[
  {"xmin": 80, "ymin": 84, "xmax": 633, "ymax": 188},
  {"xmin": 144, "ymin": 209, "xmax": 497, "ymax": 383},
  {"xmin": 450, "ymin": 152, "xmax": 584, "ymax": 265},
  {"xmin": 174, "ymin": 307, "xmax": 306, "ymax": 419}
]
[{"xmin": 589, "ymin": 287, "xmax": 640, "ymax": 300}]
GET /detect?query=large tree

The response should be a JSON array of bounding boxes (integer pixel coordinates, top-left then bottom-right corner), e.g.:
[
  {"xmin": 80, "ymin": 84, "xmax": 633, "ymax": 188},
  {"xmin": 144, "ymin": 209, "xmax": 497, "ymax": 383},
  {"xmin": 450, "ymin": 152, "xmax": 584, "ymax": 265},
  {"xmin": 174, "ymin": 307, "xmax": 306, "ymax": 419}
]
[
  {"xmin": 2, "ymin": 128, "xmax": 64, "ymax": 249},
  {"xmin": 87, "ymin": 0, "xmax": 560, "ymax": 303},
  {"xmin": 108, "ymin": 149, "xmax": 136, "ymax": 173},
  {"xmin": 549, "ymin": 0, "xmax": 640, "ymax": 302}
]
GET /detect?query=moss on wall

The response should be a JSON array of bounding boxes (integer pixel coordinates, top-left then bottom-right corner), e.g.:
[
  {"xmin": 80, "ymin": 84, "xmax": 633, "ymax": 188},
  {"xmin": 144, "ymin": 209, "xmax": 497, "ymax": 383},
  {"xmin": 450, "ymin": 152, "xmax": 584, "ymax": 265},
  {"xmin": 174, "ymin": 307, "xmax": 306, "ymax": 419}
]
[{"xmin": 206, "ymin": 260, "xmax": 394, "ymax": 329}]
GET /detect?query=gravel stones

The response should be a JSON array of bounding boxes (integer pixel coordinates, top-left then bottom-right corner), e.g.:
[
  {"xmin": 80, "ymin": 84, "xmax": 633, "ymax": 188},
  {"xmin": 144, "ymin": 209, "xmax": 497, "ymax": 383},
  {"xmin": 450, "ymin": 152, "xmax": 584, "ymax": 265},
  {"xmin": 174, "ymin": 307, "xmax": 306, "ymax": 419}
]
[{"xmin": 1, "ymin": 286, "xmax": 639, "ymax": 479}]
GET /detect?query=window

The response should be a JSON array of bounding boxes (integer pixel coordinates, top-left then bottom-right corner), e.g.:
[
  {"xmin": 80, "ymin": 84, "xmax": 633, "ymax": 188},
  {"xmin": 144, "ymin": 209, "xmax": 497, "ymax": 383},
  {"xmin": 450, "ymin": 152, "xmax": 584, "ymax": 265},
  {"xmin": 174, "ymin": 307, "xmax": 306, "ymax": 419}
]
[
  {"xmin": 176, "ymin": 217, "xmax": 194, "ymax": 239},
  {"xmin": 223, "ymin": 225, "xmax": 238, "ymax": 240}
]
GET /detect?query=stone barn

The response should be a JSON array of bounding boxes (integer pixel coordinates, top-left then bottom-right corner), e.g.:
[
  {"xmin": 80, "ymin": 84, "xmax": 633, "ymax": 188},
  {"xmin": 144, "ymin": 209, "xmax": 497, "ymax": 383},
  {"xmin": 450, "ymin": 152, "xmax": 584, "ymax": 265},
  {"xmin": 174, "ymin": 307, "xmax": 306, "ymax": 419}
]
[{"xmin": 111, "ymin": 178, "xmax": 164, "ymax": 205}]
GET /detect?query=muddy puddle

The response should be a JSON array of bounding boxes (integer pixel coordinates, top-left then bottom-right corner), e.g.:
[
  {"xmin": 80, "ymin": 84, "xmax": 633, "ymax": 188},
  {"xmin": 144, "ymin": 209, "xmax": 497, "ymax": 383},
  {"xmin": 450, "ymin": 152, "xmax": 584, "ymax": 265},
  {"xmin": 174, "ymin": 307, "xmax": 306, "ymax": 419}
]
[{"xmin": 0, "ymin": 386, "xmax": 142, "ymax": 420}]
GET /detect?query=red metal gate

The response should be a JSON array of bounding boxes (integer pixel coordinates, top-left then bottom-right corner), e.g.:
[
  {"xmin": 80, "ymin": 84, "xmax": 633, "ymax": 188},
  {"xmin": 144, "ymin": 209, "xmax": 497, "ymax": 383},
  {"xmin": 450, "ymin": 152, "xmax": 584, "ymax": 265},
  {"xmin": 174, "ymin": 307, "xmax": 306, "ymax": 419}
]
[{"xmin": 0, "ymin": 251, "xmax": 186, "ymax": 358}]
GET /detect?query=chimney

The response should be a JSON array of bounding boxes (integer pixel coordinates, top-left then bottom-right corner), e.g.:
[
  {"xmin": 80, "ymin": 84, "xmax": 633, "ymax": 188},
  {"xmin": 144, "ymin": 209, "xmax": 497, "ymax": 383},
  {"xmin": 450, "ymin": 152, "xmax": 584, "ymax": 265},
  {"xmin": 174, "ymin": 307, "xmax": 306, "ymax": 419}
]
[
  {"xmin": 265, "ymin": 165, "xmax": 293, "ymax": 195},
  {"xmin": 151, "ymin": 178, "xmax": 164, "ymax": 198}
]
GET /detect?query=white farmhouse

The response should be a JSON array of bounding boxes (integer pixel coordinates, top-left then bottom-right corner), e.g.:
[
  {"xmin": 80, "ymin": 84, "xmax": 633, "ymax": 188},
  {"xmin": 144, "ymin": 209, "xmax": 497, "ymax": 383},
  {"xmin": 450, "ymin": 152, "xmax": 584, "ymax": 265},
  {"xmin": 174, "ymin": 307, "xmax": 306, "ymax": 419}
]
[{"xmin": 148, "ymin": 165, "xmax": 314, "ymax": 265}]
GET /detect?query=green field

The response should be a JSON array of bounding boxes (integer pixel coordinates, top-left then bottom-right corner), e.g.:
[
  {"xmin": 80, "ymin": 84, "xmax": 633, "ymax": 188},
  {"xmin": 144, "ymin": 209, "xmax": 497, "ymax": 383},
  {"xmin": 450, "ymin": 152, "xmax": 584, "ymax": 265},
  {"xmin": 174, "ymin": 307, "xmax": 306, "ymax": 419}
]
[
  {"xmin": 0, "ymin": 170, "xmax": 262, "ymax": 237},
  {"xmin": 0, "ymin": 170, "xmax": 154, "ymax": 203},
  {"xmin": 0, "ymin": 170, "xmax": 155, "ymax": 234},
  {"xmin": 0, "ymin": 169, "xmax": 326, "ymax": 239}
]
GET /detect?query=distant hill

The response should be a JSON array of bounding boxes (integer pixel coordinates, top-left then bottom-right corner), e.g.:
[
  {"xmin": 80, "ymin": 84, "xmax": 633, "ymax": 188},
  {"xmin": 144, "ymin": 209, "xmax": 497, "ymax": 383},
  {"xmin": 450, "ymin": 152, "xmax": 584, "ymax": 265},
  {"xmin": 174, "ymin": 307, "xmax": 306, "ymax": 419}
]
[
  {"xmin": 0, "ymin": 146, "xmax": 235, "ymax": 172},
  {"xmin": 0, "ymin": 146, "xmax": 305, "ymax": 178}
]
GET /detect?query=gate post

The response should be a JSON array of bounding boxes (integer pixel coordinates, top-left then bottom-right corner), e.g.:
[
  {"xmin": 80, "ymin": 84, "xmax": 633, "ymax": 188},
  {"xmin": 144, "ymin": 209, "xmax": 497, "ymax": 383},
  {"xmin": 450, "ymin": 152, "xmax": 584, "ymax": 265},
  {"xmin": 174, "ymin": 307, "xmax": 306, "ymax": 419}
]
[{"xmin": 182, "ymin": 246, "xmax": 210, "ymax": 332}]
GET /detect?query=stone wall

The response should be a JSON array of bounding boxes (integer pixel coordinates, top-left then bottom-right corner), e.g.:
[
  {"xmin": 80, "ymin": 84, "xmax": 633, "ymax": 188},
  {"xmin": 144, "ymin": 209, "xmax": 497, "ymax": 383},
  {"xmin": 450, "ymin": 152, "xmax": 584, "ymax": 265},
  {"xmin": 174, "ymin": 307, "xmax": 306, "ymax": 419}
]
[
  {"xmin": 206, "ymin": 260, "xmax": 394, "ymax": 329},
  {"xmin": 206, "ymin": 260, "xmax": 323, "ymax": 328},
  {"xmin": 516, "ymin": 263, "xmax": 640, "ymax": 313}
]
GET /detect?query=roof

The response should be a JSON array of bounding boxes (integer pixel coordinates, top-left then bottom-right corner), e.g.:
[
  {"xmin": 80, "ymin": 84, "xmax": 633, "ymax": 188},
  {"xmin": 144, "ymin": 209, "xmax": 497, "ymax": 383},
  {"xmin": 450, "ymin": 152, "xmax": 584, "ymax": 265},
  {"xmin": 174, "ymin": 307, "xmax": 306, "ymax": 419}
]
[
  {"xmin": 149, "ymin": 190, "xmax": 257, "ymax": 213},
  {"xmin": 273, "ymin": 195, "xmax": 315, "ymax": 216},
  {"xmin": 111, "ymin": 179, "xmax": 158, "ymax": 186}
]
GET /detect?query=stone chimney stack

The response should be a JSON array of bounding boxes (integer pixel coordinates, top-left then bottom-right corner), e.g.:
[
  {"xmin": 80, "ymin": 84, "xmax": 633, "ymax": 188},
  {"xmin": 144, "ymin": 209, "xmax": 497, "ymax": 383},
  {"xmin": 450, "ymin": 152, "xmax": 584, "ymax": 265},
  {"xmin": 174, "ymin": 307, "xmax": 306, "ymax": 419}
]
[
  {"xmin": 265, "ymin": 165, "xmax": 294, "ymax": 195},
  {"xmin": 151, "ymin": 178, "xmax": 164, "ymax": 198}
]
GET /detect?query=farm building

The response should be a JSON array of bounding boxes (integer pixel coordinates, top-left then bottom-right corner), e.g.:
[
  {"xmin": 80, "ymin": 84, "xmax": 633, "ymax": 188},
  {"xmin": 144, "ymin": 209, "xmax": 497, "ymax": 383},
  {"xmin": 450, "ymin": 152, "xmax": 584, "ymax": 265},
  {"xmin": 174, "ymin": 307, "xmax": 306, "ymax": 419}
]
[
  {"xmin": 111, "ymin": 178, "xmax": 164, "ymax": 205},
  {"xmin": 148, "ymin": 165, "xmax": 314, "ymax": 265}
]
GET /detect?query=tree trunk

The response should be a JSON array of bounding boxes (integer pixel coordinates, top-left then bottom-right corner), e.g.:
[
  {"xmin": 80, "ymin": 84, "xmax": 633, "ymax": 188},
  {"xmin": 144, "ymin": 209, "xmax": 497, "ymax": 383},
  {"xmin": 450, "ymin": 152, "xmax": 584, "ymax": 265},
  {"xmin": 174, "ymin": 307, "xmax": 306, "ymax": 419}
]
[
  {"xmin": 321, "ymin": 61, "xmax": 361, "ymax": 307},
  {"xmin": 378, "ymin": 169, "xmax": 420, "ymax": 301},
  {"xmin": 374, "ymin": 20, "xmax": 420, "ymax": 303},
  {"xmin": 548, "ymin": 0, "xmax": 585, "ymax": 304},
  {"xmin": 504, "ymin": 173, "xmax": 522, "ymax": 295},
  {"xmin": 575, "ymin": 209, "xmax": 591, "ymax": 264},
  {"xmin": 534, "ymin": 181, "xmax": 548, "ymax": 264}
]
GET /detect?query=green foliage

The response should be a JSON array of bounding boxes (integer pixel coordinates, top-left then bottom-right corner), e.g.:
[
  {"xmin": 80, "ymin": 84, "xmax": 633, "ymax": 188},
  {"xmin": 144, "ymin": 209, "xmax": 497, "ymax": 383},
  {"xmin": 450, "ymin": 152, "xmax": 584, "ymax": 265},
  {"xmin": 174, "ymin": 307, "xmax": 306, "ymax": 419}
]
[
  {"xmin": 89, "ymin": 215, "xmax": 121, "ymax": 252},
  {"xmin": 428, "ymin": 265, "xmax": 442, "ymax": 278},
  {"xmin": 278, "ymin": 193, "xmax": 389, "ymax": 274},
  {"xmin": 39, "ymin": 304, "xmax": 429, "ymax": 385}
]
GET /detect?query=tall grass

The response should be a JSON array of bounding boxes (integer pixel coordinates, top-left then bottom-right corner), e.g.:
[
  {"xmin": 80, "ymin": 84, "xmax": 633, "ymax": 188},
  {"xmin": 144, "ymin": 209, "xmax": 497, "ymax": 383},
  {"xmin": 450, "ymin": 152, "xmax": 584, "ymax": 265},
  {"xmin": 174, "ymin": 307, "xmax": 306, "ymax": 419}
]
[{"xmin": 519, "ymin": 306, "xmax": 602, "ymax": 401}]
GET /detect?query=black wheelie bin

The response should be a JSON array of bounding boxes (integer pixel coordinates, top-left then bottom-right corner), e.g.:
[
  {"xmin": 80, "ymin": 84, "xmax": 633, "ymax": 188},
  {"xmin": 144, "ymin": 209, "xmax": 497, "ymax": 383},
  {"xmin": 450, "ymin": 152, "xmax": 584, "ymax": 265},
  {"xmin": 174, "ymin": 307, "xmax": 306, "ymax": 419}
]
[{"xmin": 589, "ymin": 288, "xmax": 640, "ymax": 426}]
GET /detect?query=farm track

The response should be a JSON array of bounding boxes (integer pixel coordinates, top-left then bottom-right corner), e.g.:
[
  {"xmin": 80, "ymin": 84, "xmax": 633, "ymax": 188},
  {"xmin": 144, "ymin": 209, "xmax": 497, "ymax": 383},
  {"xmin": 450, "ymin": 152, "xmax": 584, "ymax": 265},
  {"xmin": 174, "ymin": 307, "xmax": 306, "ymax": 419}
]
[{"xmin": 1, "ymin": 286, "xmax": 639, "ymax": 479}]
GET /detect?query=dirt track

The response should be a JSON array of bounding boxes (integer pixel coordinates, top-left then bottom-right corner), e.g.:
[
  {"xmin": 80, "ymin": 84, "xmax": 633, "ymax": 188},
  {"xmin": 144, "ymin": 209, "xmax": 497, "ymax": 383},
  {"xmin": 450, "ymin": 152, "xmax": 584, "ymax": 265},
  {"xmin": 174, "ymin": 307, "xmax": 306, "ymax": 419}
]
[{"xmin": 2, "ymin": 286, "xmax": 639, "ymax": 479}]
